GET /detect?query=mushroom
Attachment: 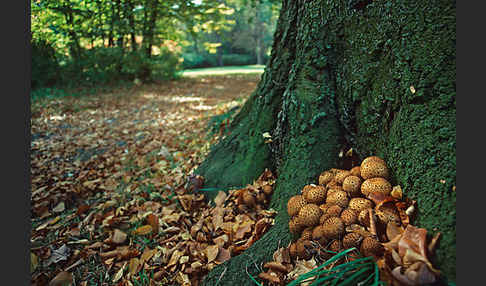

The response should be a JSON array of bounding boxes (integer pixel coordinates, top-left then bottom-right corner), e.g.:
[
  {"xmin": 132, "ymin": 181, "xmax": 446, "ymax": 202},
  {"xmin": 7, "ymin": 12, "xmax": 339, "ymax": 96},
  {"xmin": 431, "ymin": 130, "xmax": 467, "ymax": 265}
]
[
  {"xmin": 298, "ymin": 204, "xmax": 323, "ymax": 227},
  {"xmin": 361, "ymin": 178, "xmax": 392, "ymax": 197}
]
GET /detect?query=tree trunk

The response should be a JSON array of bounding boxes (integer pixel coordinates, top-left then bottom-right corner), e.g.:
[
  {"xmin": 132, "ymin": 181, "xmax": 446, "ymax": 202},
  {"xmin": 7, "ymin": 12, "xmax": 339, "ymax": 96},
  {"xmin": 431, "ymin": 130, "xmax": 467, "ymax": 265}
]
[
  {"xmin": 197, "ymin": 0, "xmax": 456, "ymax": 285},
  {"xmin": 126, "ymin": 0, "xmax": 137, "ymax": 51}
]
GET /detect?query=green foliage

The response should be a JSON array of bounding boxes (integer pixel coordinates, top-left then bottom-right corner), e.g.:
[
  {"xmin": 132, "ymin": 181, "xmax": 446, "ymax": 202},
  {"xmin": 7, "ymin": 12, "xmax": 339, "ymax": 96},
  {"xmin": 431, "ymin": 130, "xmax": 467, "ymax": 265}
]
[
  {"xmin": 182, "ymin": 52, "xmax": 218, "ymax": 69},
  {"xmin": 221, "ymin": 53, "xmax": 256, "ymax": 66},
  {"xmin": 31, "ymin": 38, "xmax": 59, "ymax": 89}
]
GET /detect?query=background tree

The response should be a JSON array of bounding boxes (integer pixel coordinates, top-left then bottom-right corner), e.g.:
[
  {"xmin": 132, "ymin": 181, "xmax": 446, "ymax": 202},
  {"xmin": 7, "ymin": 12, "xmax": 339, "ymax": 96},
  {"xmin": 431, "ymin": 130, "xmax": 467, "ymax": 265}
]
[{"xmin": 196, "ymin": 0, "xmax": 456, "ymax": 285}]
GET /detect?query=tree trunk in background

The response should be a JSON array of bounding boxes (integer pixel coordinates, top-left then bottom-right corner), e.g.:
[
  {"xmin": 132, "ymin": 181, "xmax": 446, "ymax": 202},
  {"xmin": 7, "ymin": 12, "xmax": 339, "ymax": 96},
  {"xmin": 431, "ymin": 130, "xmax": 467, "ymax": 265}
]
[
  {"xmin": 196, "ymin": 0, "xmax": 456, "ymax": 285},
  {"xmin": 126, "ymin": 0, "xmax": 137, "ymax": 51}
]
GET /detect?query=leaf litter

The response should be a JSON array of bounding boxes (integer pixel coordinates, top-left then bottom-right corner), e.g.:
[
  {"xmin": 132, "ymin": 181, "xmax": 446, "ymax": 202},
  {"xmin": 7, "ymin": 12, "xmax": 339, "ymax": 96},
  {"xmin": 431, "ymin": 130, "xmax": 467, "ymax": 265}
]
[{"xmin": 30, "ymin": 75, "xmax": 277, "ymax": 285}]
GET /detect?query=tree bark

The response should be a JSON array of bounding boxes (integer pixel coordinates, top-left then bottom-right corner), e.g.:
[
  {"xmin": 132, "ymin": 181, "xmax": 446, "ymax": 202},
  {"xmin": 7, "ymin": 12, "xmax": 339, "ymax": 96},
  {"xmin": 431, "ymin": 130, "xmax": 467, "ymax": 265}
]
[{"xmin": 197, "ymin": 0, "xmax": 456, "ymax": 285}]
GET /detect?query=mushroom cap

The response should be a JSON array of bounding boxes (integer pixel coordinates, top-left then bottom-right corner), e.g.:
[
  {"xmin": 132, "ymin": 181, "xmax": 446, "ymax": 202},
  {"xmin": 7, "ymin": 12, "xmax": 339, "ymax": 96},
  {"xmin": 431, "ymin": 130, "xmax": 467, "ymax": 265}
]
[
  {"xmin": 342, "ymin": 232, "xmax": 363, "ymax": 249},
  {"xmin": 298, "ymin": 204, "xmax": 323, "ymax": 227},
  {"xmin": 289, "ymin": 216, "xmax": 305, "ymax": 235},
  {"xmin": 350, "ymin": 166, "xmax": 361, "ymax": 177},
  {"xmin": 326, "ymin": 205, "xmax": 343, "ymax": 217},
  {"xmin": 327, "ymin": 186, "xmax": 343, "ymax": 196},
  {"xmin": 326, "ymin": 190, "xmax": 349, "ymax": 208},
  {"xmin": 334, "ymin": 170, "xmax": 351, "ymax": 184},
  {"xmin": 303, "ymin": 185, "xmax": 327, "ymax": 204},
  {"xmin": 349, "ymin": 198, "xmax": 374, "ymax": 213},
  {"xmin": 319, "ymin": 203, "xmax": 331, "ymax": 214},
  {"xmin": 342, "ymin": 175, "xmax": 362, "ymax": 197},
  {"xmin": 360, "ymin": 236, "xmax": 384, "ymax": 258},
  {"xmin": 311, "ymin": 225, "xmax": 329, "ymax": 245},
  {"xmin": 340, "ymin": 208, "xmax": 358, "ymax": 226},
  {"xmin": 362, "ymin": 156, "xmax": 386, "ymax": 166},
  {"xmin": 360, "ymin": 158, "xmax": 389, "ymax": 180},
  {"xmin": 322, "ymin": 217, "xmax": 345, "ymax": 239},
  {"xmin": 361, "ymin": 177, "xmax": 392, "ymax": 196},
  {"xmin": 318, "ymin": 171, "xmax": 335, "ymax": 186},
  {"xmin": 301, "ymin": 227, "xmax": 314, "ymax": 241},
  {"xmin": 329, "ymin": 239, "xmax": 343, "ymax": 253},
  {"xmin": 287, "ymin": 195, "xmax": 307, "ymax": 217}
]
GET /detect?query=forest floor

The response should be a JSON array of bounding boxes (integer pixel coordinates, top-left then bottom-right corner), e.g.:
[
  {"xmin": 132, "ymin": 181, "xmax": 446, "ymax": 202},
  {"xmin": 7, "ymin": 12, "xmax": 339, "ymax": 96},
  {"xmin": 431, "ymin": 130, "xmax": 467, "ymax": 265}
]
[{"xmin": 30, "ymin": 74, "xmax": 268, "ymax": 286}]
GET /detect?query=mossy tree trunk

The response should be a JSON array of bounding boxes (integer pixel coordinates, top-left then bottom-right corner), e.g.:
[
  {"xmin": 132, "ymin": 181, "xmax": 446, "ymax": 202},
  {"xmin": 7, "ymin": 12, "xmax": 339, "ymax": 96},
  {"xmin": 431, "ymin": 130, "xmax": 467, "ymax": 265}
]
[{"xmin": 195, "ymin": 0, "xmax": 456, "ymax": 284}]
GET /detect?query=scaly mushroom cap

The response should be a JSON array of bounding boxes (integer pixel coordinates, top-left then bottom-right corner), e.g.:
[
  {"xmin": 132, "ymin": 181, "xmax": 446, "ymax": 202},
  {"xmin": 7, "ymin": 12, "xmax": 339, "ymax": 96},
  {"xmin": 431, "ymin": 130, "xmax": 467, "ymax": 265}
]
[
  {"xmin": 326, "ymin": 205, "xmax": 343, "ymax": 217},
  {"xmin": 318, "ymin": 171, "xmax": 335, "ymax": 186},
  {"xmin": 340, "ymin": 208, "xmax": 358, "ymax": 226},
  {"xmin": 289, "ymin": 216, "xmax": 305, "ymax": 235},
  {"xmin": 298, "ymin": 204, "xmax": 323, "ymax": 227},
  {"xmin": 360, "ymin": 157, "xmax": 389, "ymax": 180},
  {"xmin": 329, "ymin": 239, "xmax": 343, "ymax": 253},
  {"xmin": 311, "ymin": 225, "xmax": 329, "ymax": 246},
  {"xmin": 327, "ymin": 186, "xmax": 343, "ymax": 196},
  {"xmin": 322, "ymin": 217, "xmax": 345, "ymax": 239},
  {"xmin": 361, "ymin": 177, "xmax": 392, "ymax": 196},
  {"xmin": 350, "ymin": 166, "xmax": 361, "ymax": 177},
  {"xmin": 360, "ymin": 236, "xmax": 384, "ymax": 258},
  {"xmin": 326, "ymin": 190, "xmax": 349, "ymax": 208},
  {"xmin": 301, "ymin": 227, "xmax": 314, "ymax": 241},
  {"xmin": 343, "ymin": 175, "xmax": 362, "ymax": 197},
  {"xmin": 362, "ymin": 156, "xmax": 386, "ymax": 166},
  {"xmin": 319, "ymin": 203, "xmax": 331, "ymax": 214},
  {"xmin": 287, "ymin": 195, "xmax": 307, "ymax": 217},
  {"xmin": 342, "ymin": 232, "xmax": 363, "ymax": 249},
  {"xmin": 349, "ymin": 198, "xmax": 374, "ymax": 213},
  {"xmin": 303, "ymin": 185, "xmax": 327, "ymax": 204},
  {"xmin": 334, "ymin": 170, "xmax": 351, "ymax": 184}
]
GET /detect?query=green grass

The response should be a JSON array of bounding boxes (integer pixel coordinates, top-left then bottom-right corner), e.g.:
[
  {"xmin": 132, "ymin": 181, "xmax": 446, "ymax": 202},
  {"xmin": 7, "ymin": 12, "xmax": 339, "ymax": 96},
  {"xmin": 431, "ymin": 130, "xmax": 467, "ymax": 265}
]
[{"xmin": 180, "ymin": 65, "xmax": 265, "ymax": 77}]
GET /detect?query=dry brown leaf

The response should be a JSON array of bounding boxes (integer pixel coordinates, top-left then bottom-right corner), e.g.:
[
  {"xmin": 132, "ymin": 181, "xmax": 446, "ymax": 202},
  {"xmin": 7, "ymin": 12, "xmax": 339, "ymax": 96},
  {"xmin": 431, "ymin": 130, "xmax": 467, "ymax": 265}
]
[
  {"xmin": 214, "ymin": 247, "xmax": 231, "ymax": 264},
  {"xmin": 213, "ymin": 191, "xmax": 227, "ymax": 207},
  {"xmin": 112, "ymin": 262, "xmax": 126, "ymax": 283},
  {"xmin": 206, "ymin": 245, "xmax": 219, "ymax": 263},
  {"xmin": 111, "ymin": 229, "xmax": 128, "ymax": 244},
  {"xmin": 129, "ymin": 258, "xmax": 140, "ymax": 275},
  {"xmin": 49, "ymin": 271, "xmax": 73, "ymax": 286},
  {"xmin": 167, "ymin": 249, "xmax": 184, "ymax": 267},
  {"xmin": 146, "ymin": 213, "xmax": 159, "ymax": 234},
  {"xmin": 52, "ymin": 202, "xmax": 65, "ymax": 213}
]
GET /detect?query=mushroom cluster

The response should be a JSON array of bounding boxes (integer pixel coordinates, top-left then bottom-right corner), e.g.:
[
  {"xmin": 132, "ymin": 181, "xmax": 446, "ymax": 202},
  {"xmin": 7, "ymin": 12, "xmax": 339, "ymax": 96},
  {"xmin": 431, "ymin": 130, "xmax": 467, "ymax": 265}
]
[
  {"xmin": 286, "ymin": 156, "xmax": 397, "ymax": 262},
  {"xmin": 257, "ymin": 156, "xmax": 442, "ymax": 285}
]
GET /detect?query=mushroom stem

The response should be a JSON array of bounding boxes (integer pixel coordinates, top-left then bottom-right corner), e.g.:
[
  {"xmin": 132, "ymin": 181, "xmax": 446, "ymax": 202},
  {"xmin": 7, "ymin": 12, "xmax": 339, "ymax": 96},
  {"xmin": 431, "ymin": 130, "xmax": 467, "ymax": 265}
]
[{"xmin": 368, "ymin": 208, "xmax": 378, "ymax": 237}]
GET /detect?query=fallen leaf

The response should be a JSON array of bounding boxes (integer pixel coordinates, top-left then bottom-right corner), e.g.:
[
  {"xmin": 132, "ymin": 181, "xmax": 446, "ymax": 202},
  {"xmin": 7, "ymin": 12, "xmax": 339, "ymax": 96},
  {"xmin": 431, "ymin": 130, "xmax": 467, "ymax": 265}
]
[
  {"xmin": 45, "ymin": 244, "xmax": 70, "ymax": 267},
  {"xmin": 52, "ymin": 202, "xmax": 65, "ymax": 213},
  {"xmin": 112, "ymin": 262, "xmax": 126, "ymax": 283},
  {"xmin": 206, "ymin": 245, "xmax": 219, "ymax": 263},
  {"xmin": 167, "ymin": 249, "xmax": 184, "ymax": 267},
  {"xmin": 146, "ymin": 213, "xmax": 159, "ymax": 234},
  {"xmin": 129, "ymin": 258, "xmax": 140, "ymax": 275},
  {"xmin": 214, "ymin": 247, "xmax": 231, "ymax": 264},
  {"xmin": 111, "ymin": 229, "xmax": 128, "ymax": 244},
  {"xmin": 133, "ymin": 225, "xmax": 152, "ymax": 235},
  {"xmin": 31, "ymin": 252, "xmax": 38, "ymax": 273},
  {"xmin": 49, "ymin": 271, "xmax": 73, "ymax": 286},
  {"xmin": 213, "ymin": 191, "xmax": 227, "ymax": 207}
]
